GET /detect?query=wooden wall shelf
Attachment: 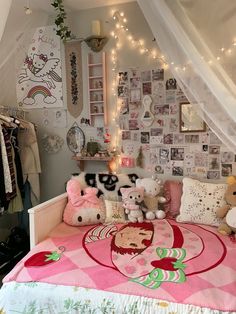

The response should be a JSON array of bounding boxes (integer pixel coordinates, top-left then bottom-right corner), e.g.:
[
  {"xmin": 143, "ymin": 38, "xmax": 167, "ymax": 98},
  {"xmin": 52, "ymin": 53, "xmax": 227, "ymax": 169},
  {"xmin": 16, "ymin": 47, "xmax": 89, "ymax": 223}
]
[{"xmin": 72, "ymin": 156, "xmax": 112, "ymax": 171}]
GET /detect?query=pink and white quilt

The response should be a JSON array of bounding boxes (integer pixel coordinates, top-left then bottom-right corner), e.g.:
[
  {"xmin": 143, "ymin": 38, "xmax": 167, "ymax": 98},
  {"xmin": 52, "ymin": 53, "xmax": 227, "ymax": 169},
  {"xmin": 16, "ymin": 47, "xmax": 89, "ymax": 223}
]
[{"xmin": 4, "ymin": 219, "xmax": 236, "ymax": 312}]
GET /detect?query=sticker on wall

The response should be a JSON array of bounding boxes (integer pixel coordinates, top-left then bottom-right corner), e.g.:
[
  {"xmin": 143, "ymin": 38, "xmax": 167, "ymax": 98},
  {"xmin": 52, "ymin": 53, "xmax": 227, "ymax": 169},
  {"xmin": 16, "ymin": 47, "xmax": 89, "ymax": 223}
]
[
  {"xmin": 53, "ymin": 109, "xmax": 67, "ymax": 128},
  {"xmin": 140, "ymin": 95, "xmax": 154, "ymax": 127},
  {"xmin": 65, "ymin": 41, "xmax": 83, "ymax": 118},
  {"xmin": 42, "ymin": 134, "xmax": 64, "ymax": 154}
]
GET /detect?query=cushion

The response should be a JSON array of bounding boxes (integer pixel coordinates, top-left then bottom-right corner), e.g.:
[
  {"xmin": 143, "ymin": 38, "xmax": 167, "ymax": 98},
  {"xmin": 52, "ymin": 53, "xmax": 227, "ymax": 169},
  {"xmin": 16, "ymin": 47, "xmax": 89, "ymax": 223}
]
[
  {"xmin": 105, "ymin": 200, "xmax": 126, "ymax": 223},
  {"xmin": 163, "ymin": 180, "xmax": 183, "ymax": 218},
  {"xmin": 176, "ymin": 177, "xmax": 227, "ymax": 226},
  {"xmin": 72, "ymin": 172, "xmax": 139, "ymax": 201}
]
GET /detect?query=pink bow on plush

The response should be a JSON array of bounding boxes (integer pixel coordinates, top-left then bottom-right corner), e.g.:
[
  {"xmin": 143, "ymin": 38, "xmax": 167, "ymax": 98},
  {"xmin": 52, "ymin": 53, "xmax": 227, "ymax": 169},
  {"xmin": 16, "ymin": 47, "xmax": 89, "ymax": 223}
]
[
  {"xmin": 66, "ymin": 179, "xmax": 100, "ymax": 207},
  {"xmin": 73, "ymin": 187, "xmax": 100, "ymax": 207}
]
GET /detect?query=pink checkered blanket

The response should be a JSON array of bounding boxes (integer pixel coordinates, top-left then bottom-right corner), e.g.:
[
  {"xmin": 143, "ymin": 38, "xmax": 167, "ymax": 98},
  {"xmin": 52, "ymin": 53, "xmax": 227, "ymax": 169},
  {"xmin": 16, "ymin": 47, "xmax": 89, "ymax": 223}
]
[{"xmin": 4, "ymin": 219, "xmax": 236, "ymax": 312}]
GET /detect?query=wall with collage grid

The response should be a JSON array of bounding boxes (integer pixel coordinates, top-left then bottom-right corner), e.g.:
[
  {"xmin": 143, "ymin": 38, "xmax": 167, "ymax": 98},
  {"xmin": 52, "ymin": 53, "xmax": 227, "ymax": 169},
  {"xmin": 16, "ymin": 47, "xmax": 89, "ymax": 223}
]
[{"xmin": 118, "ymin": 67, "xmax": 236, "ymax": 180}]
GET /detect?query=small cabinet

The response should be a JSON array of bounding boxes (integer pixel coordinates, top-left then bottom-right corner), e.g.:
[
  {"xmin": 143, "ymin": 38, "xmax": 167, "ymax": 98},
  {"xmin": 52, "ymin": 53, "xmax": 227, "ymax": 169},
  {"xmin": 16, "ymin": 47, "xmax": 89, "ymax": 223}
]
[{"xmin": 88, "ymin": 52, "xmax": 107, "ymax": 126}]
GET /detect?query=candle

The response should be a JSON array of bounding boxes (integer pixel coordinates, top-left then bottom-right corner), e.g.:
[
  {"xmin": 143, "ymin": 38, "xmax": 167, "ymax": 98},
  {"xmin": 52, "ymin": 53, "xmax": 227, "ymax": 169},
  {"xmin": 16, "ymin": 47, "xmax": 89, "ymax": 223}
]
[{"xmin": 91, "ymin": 20, "xmax": 101, "ymax": 36}]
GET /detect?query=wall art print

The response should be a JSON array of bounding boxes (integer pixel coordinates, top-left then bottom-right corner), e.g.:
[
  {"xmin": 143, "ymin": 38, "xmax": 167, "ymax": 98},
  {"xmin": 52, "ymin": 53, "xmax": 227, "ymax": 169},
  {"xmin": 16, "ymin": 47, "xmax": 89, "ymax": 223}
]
[
  {"xmin": 17, "ymin": 25, "xmax": 63, "ymax": 109},
  {"xmin": 65, "ymin": 41, "xmax": 83, "ymax": 118}
]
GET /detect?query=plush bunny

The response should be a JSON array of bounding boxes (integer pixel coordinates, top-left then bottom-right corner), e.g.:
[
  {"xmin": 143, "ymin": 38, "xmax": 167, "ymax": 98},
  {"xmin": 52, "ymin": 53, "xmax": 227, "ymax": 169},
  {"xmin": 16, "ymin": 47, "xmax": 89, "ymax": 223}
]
[
  {"xmin": 63, "ymin": 179, "xmax": 105, "ymax": 226},
  {"xmin": 120, "ymin": 187, "xmax": 145, "ymax": 223},
  {"xmin": 136, "ymin": 178, "xmax": 166, "ymax": 220}
]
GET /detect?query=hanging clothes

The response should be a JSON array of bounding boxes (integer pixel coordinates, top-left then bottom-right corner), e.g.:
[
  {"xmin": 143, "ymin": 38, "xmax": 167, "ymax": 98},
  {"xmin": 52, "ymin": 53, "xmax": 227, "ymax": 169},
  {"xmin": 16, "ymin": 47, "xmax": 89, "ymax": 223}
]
[
  {"xmin": 18, "ymin": 121, "xmax": 41, "ymax": 206},
  {"xmin": 0, "ymin": 122, "xmax": 12, "ymax": 193}
]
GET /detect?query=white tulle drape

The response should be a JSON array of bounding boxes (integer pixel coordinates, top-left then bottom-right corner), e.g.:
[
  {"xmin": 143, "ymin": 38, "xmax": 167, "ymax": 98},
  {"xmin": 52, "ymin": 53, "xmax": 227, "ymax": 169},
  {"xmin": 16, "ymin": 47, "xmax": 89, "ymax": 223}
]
[
  {"xmin": 0, "ymin": 0, "xmax": 12, "ymax": 41},
  {"xmin": 0, "ymin": 0, "xmax": 49, "ymax": 106},
  {"xmin": 138, "ymin": 0, "xmax": 236, "ymax": 153}
]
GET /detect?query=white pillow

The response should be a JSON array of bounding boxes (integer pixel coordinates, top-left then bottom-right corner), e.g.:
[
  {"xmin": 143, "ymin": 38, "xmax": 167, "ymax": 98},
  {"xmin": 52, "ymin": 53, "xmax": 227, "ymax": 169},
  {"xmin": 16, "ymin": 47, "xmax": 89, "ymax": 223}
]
[
  {"xmin": 176, "ymin": 177, "xmax": 227, "ymax": 226},
  {"xmin": 105, "ymin": 200, "xmax": 126, "ymax": 224}
]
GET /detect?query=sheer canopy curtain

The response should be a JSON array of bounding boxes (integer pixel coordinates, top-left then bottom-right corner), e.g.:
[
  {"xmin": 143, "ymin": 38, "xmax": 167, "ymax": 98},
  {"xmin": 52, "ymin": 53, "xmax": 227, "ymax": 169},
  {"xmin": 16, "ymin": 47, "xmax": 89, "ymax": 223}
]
[
  {"xmin": 138, "ymin": 0, "xmax": 236, "ymax": 153},
  {"xmin": 0, "ymin": 0, "xmax": 49, "ymax": 105}
]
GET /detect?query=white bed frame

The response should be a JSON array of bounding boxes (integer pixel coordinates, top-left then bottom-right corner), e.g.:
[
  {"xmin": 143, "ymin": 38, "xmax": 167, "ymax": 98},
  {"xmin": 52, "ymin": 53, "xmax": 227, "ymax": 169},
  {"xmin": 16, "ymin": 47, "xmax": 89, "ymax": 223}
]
[{"xmin": 28, "ymin": 192, "xmax": 68, "ymax": 249}]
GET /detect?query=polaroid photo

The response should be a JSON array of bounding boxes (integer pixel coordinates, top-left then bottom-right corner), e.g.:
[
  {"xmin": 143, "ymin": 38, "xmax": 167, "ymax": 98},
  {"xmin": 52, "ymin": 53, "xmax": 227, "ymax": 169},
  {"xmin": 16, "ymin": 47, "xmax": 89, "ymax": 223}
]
[
  {"xmin": 118, "ymin": 85, "xmax": 129, "ymax": 97},
  {"xmin": 222, "ymin": 164, "xmax": 232, "ymax": 177},
  {"xmin": 130, "ymin": 88, "xmax": 141, "ymax": 102},
  {"xmin": 163, "ymin": 133, "xmax": 173, "ymax": 144},
  {"xmin": 129, "ymin": 68, "xmax": 140, "ymax": 78},
  {"xmin": 200, "ymin": 133, "xmax": 210, "ymax": 144},
  {"xmin": 172, "ymin": 166, "xmax": 184, "ymax": 176},
  {"xmin": 208, "ymin": 155, "xmax": 220, "ymax": 170},
  {"xmin": 176, "ymin": 88, "xmax": 188, "ymax": 102},
  {"xmin": 169, "ymin": 118, "xmax": 178, "ymax": 132},
  {"xmin": 209, "ymin": 145, "xmax": 220, "ymax": 154},
  {"xmin": 152, "ymin": 69, "xmax": 164, "ymax": 81},
  {"xmin": 129, "ymin": 101, "xmax": 141, "ymax": 111},
  {"xmin": 195, "ymin": 167, "xmax": 207, "ymax": 178},
  {"xmin": 207, "ymin": 171, "xmax": 220, "ymax": 180},
  {"xmin": 153, "ymin": 105, "xmax": 164, "ymax": 115},
  {"xmin": 141, "ymin": 70, "xmax": 151, "ymax": 82},
  {"xmin": 132, "ymin": 132, "xmax": 140, "ymax": 142},
  {"xmin": 122, "ymin": 131, "xmax": 131, "ymax": 140},
  {"xmin": 169, "ymin": 103, "xmax": 178, "ymax": 115},
  {"xmin": 159, "ymin": 148, "xmax": 169, "ymax": 164},
  {"xmin": 184, "ymin": 153, "xmax": 195, "ymax": 168},
  {"xmin": 202, "ymin": 145, "xmax": 208, "ymax": 152},
  {"xmin": 130, "ymin": 111, "xmax": 139, "ymax": 119},
  {"xmin": 150, "ymin": 128, "xmax": 163, "ymax": 136},
  {"xmin": 174, "ymin": 133, "xmax": 184, "ymax": 144},
  {"xmin": 150, "ymin": 136, "xmax": 163, "ymax": 145},
  {"xmin": 118, "ymin": 71, "xmax": 128, "ymax": 85},
  {"xmin": 155, "ymin": 119, "xmax": 164, "ymax": 127},
  {"xmin": 162, "ymin": 104, "xmax": 169, "ymax": 115},
  {"xmin": 119, "ymin": 97, "xmax": 129, "ymax": 115},
  {"xmin": 155, "ymin": 165, "xmax": 164, "ymax": 174},
  {"xmin": 150, "ymin": 148, "xmax": 158, "ymax": 165},
  {"xmin": 185, "ymin": 134, "xmax": 200, "ymax": 144},
  {"xmin": 119, "ymin": 115, "xmax": 129, "ymax": 130},
  {"xmin": 142, "ymin": 82, "xmax": 152, "ymax": 95},
  {"xmin": 221, "ymin": 151, "xmax": 234, "ymax": 163},
  {"xmin": 166, "ymin": 90, "xmax": 176, "ymax": 103},
  {"xmin": 130, "ymin": 77, "xmax": 141, "ymax": 89},
  {"xmin": 166, "ymin": 78, "xmax": 177, "ymax": 90},
  {"xmin": 129, "ymin": 119, "xmax": 139, "ymax": 130},
  {"xmin": 171, "ymin": 148, "xmax": 184, "ymax": 161},
  {"xmin": 141, "ymin": 132, "xmax": 150, "ymax": 144},
  {"xmin": 209, "ymin": 132, "xmax": 222, "ymax": 144},
  {"xmin": 194, "ymin": 152, "xmax": 208, "ymax": 167}
]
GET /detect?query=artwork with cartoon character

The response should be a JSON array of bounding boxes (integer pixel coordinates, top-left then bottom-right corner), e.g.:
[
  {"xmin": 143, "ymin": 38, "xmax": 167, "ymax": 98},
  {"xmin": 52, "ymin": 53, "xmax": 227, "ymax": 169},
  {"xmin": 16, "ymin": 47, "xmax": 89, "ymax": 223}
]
[{"xmin": 17, "ymin": 26, "xmax": 63, "ymax": 109}]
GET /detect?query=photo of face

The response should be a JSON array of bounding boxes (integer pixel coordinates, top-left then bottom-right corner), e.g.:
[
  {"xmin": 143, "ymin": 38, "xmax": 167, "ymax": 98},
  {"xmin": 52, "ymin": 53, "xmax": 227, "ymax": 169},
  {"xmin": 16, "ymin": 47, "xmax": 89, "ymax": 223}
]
[{"xmin": 114, "ymin": 226, "xmax": 153, "ymax": 249}]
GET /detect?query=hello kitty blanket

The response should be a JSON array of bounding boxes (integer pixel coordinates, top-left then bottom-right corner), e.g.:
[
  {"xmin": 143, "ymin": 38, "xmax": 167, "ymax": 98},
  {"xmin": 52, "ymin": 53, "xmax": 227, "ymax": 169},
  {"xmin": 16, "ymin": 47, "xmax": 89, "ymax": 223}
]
[{"xmin": 4, "ymin": 219, "xmax": 236, "ymax": 312}]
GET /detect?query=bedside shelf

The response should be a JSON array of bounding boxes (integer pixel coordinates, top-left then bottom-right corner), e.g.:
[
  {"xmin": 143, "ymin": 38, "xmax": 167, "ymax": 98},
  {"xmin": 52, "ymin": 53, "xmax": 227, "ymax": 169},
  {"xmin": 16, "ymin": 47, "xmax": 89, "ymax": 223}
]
[{"xmin": 72, "ymin": 156, "xmax": 112, "ymax": 171}]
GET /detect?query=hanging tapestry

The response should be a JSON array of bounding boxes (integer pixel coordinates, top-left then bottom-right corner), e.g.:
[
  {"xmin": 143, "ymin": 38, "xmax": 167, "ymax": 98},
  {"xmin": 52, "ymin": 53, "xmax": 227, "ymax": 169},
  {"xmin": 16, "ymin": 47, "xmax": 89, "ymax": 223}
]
[
  {"xmin": 64, "ymin": 41, "xmax": 83, "ymax": 118},
  {"xmin": 16, "ymin": 25, "xmax": 63, "ymax": 109}
]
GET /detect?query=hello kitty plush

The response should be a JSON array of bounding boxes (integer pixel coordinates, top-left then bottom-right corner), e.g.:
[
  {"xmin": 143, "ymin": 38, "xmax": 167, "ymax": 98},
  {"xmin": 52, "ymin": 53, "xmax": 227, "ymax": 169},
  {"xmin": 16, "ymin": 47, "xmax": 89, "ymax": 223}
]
[
  {"xmin": 63, "ymin": 179, "xmax": 105, "ymax": 226},
  {"xmin": 136, "ymin": 178, "xmax": 166, "ymax": 220},
  {"xmin": 120, "ymin": 187, "xmax": 145, "ymax": 223}
]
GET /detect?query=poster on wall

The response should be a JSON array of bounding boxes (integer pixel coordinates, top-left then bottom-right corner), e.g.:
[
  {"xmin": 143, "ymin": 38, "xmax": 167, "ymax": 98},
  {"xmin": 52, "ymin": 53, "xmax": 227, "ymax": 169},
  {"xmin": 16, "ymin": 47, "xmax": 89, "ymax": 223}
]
[{"xmin": 16, "ymin": 25, "xmax": 63, "ymax": 109}]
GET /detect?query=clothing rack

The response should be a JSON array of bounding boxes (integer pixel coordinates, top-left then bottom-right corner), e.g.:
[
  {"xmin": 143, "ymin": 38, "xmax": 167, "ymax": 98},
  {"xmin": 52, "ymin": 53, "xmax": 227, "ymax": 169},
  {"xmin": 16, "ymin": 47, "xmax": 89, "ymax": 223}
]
[{"xmin": 0, "ymin": 106, "xmax": 28, "ymax": 120}]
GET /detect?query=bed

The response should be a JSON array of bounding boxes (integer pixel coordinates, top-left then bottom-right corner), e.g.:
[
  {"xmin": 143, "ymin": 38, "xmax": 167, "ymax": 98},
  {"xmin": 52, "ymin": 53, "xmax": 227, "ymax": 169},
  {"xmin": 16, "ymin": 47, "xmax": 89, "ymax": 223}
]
[{"xmin": 0, "ymin": 190, "xmax": 236, "ymax": 314}]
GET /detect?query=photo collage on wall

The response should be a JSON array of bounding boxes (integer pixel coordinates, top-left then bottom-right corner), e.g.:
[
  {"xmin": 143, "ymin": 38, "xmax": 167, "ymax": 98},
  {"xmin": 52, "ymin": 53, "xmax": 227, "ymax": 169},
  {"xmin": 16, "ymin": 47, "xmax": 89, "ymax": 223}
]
[{"xmin": 118, "ymin": 67, "xmax": 236, "ymax": 179}]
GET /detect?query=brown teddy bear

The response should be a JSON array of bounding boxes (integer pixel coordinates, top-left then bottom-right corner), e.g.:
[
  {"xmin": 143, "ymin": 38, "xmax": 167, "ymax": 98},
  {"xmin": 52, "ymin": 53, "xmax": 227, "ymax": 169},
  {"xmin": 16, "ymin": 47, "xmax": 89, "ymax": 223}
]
[{"xmin": 216, "ymin": 176, "xmax": 236, "ymax": 235}]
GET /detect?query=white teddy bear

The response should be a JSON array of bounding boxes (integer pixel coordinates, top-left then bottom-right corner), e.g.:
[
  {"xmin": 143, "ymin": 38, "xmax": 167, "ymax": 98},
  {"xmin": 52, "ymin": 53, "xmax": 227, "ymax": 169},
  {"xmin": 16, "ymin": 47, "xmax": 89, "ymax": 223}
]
[{"xmin": 136, "ymin": 178, "xmax": 166, "ymax": 220}]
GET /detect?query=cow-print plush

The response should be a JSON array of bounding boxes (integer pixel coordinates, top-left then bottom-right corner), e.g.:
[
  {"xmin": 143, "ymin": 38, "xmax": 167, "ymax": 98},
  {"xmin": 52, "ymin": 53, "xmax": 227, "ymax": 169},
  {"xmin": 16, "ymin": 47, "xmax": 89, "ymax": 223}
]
[{"xmin": 72, "ymin": 172, "xmax": 139, "ymax": 201}]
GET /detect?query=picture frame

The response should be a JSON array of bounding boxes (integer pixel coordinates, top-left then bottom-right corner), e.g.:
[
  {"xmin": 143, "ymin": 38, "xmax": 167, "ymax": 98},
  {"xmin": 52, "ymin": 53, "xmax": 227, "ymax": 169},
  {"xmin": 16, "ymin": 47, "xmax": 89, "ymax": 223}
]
[{"xmin": 179, "ymin": 102, "xmax": 206, "ymax": 133}]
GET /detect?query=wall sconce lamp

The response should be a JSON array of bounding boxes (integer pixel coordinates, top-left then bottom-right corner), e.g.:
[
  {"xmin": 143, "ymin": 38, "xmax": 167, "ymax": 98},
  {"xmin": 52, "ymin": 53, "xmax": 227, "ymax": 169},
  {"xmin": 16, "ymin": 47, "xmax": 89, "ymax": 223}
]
[{"xmin": 84, "ymin": 20, "xmax": 108, "ymax": 52}]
